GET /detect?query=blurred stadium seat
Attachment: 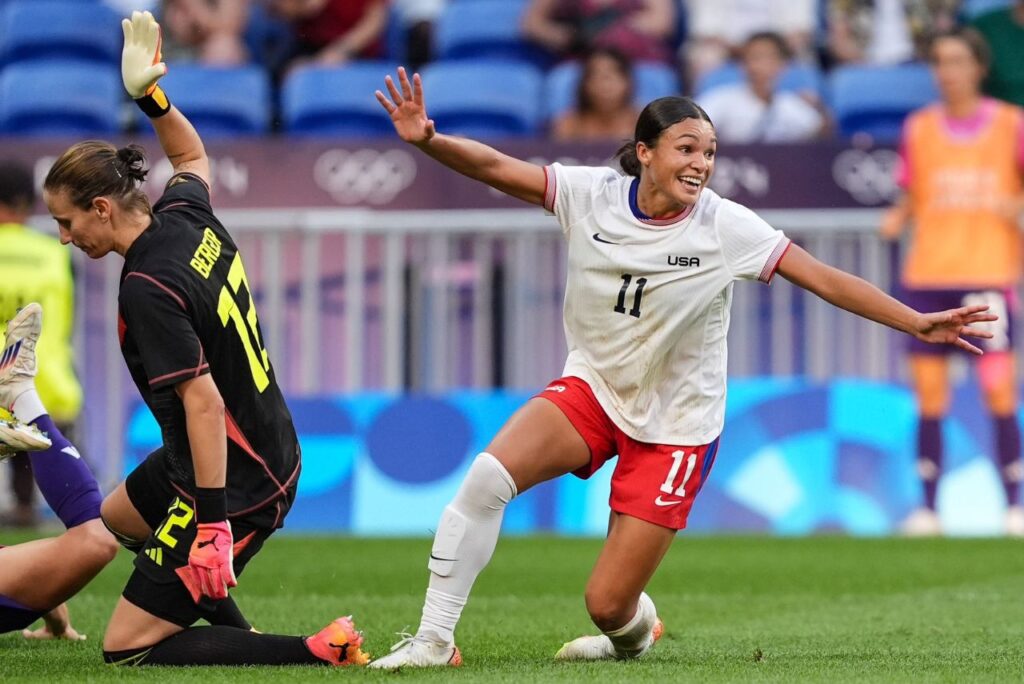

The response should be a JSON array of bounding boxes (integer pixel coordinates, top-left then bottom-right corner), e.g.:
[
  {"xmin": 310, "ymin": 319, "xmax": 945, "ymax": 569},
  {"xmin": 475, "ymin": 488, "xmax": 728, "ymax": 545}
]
[
  {"xmin": 0, "ymin": 60, "xmax": 121, "ymax": 135},
  {"xmin": 961, "ymin": 0, "xmax": 1013, "ymax": 18},
  {"xmin": 544, "ymin": 61, "xmax": 680, "ymax": 121},
  {"xmin": 0, "ymin": 0, "xmax": 121, "ymax": 67},
  {"xmin": 157, "ymin": 65, "xmax": 271, "ymax": 136},
  {"xmin": 694, "ymin": 62, "xmax": 824, "ymax": 97},
  {"xmin": 421, "ymin": 60, "xmax": 543, "ymax": 138},
  {"xmin": 282, "ymin": 62, "xmax": 395, "ymax": 137},
  {"xmin": 830, "ymin": 63, "xmax": 938, "ymax": 141},
  {"xmin": 435, "ymin": 0, "xmax": 547, "ymax": 66}
]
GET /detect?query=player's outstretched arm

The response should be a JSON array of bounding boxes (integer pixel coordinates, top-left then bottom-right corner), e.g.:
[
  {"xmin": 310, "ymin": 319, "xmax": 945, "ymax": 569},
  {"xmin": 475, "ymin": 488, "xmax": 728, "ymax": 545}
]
[
  {"xmin": 121, "ymin": 10, "xmax": 210, "ymax": 187},
  {"xmin": 375, "ymin": 67, "xmax": 547, "ymax": 207},
  {"xmin": 777, "ymin": 243, "xmax": 997, "ymax": 354},
  {"xmin": 174, "ymin": 374, "xmax": 236, "ymax": 602}
]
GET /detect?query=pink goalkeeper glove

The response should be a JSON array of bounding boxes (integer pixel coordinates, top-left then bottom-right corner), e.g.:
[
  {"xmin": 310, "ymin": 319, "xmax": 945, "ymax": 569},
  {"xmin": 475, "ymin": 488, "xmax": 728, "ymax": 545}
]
[{"xmin": 178, "ymin": 521, "xmax": 237, "ymax": 602}]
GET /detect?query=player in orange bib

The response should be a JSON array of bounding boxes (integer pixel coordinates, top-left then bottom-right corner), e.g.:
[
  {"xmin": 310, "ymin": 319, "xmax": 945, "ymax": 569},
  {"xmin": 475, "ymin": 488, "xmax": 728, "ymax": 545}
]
[{"xmin": 882, "ymin": 27, "xmax": 1024, "ymax": 536}]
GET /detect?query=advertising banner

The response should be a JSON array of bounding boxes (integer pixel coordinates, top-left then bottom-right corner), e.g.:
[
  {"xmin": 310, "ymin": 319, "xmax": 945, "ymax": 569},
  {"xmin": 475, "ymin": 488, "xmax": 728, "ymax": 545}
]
[
  {"xmin": 123, "ymin": 380, "xmax": 1016, "ymax": 536},
  {"xmin": 4, "ymin": 138, "xmax": 900, "ymax": 211}
]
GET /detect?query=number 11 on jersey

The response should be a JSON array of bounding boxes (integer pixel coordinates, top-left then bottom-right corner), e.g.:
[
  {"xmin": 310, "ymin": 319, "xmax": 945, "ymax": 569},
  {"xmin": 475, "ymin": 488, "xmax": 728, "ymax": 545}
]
[{"xmin": 615, "ymin": 273, "xmax": 648, "ymax": 318}]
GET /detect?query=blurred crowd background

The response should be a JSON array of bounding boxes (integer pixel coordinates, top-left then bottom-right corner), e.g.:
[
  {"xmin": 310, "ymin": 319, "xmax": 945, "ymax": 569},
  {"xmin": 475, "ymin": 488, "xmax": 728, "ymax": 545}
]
[{"xmin": 0, "ymin": 0, "xmax": 1020, "ymax": 141}]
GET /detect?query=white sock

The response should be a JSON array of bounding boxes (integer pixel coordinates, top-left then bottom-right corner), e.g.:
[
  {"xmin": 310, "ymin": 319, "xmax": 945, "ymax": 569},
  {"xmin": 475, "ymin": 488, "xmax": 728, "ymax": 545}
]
[
  {"xmin": 605, "ymin": 592, "xmax": 657, "ymax": 659},
  {"xmin": 417, "ymin": 453, "xmax": 517, "ymax": 645},
  {"xmin": 11, "ymin": 387, "xmax": 45, "ymax": 424}
]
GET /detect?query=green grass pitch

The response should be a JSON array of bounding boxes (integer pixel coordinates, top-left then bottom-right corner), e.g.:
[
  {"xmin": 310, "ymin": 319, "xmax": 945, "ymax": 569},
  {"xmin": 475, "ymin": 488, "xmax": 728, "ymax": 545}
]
[{"xmin": 1, "ymin": 535, "xmax": 1022, "ymax": 682}]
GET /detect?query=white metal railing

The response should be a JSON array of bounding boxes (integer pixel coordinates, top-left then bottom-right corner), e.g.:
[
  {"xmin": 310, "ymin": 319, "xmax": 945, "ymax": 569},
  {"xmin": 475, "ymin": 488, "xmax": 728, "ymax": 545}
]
[{"xmin": 43, "ymin": 205, "xmax": 968, "ymax": 485}]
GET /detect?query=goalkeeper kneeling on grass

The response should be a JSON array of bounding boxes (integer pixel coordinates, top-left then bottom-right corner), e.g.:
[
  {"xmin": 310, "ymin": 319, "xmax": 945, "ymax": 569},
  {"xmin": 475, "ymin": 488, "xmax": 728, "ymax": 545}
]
[{"xmin": 38, "ymin": 11, "xmax": 368, "ymax": 666}]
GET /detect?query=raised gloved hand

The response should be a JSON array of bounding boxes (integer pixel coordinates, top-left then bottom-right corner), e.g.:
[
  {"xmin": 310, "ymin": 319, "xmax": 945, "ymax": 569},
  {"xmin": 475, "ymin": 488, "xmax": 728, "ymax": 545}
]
[{"xmin": 121, "ymin": 10, "xmax": 167, "ymax": 100}]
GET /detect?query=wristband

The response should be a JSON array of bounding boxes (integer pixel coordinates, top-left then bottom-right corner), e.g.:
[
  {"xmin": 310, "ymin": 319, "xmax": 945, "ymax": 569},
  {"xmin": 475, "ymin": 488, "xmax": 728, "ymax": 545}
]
[
  {"xmin": 195, "ymin": 486, "xmax": 227, "ymax": 523},
  {"xmin": 134, "ymin": 84, "xmax": 171, "ymax": 118}
]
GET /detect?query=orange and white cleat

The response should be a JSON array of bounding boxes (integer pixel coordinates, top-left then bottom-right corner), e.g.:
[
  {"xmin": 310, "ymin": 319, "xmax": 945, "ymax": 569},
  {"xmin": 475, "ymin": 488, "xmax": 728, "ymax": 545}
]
[
  {"xmin": 368, "ymin": 633, "xmax": 462, "ymax": 670},
  {"xmin": 305, "ymin": 616, "xmax": 370, "ymax": 666}
]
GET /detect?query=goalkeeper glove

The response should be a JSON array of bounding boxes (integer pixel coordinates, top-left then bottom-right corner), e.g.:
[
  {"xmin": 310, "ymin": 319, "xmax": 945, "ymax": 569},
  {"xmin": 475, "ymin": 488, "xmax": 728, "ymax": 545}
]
[
  {"xmin": 175, "ymin": 487, "xmax": 237, "ymax": 602},
  {"xmin": 121, "ymin": 10, "xmax": 170, "ymax": 117}
]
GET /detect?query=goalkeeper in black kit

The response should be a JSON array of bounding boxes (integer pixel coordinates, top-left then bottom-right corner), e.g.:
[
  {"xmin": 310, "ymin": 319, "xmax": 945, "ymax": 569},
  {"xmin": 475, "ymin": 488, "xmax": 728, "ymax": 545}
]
[{"xmin": 41, "ymin": 10, "xmax": 367, "ymax": 667}]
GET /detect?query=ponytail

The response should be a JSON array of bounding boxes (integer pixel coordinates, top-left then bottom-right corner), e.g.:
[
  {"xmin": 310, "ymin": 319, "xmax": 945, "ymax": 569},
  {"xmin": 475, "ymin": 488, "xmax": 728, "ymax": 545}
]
[{"xmin": 615, "ymin": 140, "xmax": 641, "ymax": 177}]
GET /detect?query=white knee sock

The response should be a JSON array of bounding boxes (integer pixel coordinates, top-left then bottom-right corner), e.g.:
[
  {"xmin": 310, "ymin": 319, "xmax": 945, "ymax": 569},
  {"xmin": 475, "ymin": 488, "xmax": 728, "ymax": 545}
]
[
  {"xmin": 605, "ymin": 592, "xmax": 657, "ymax": 659},
  {"xmin": 417, "ymin": 453, "xmax": 517, "ymax": 645},
  {"xmin": 12, "ymin": 387, "xmax": 45, "ymax": 423}
]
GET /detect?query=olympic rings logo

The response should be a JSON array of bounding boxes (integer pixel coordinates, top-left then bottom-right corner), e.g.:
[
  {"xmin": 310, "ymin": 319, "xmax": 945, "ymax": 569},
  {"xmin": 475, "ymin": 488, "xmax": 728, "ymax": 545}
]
[
  {"xmin": 314, "ymin": 149, "xmax": 418, "ymax": 205},
  {"xmin": 831, "ymin": 149, "xmax": 901, "ymax": 205}
]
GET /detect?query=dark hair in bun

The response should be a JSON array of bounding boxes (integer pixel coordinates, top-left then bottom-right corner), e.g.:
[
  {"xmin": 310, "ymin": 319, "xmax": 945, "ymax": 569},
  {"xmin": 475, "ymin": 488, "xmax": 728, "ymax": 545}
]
[{"xmin": 44, "ymin": 140, "xmax": 152, "ymax": 214}]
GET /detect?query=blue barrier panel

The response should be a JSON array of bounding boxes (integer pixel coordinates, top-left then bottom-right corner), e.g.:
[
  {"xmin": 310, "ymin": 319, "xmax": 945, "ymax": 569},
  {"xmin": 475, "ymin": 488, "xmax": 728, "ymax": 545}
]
[{"xmin": 124, "ymin": 380, "xmax": 1020, "ymax": 536}]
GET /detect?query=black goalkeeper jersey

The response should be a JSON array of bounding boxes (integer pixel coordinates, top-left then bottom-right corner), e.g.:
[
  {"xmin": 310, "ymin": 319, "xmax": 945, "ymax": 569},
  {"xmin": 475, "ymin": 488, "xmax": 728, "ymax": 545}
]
[{"xmin": 118, "ymin": 173, "xmax": 299, "ymax": 519}]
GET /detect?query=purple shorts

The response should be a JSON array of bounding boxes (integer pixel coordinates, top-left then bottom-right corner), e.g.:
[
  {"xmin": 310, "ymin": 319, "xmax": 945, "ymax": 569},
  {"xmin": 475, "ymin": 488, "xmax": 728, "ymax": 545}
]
[
  {"xmin": 903, "ymin": 287, "xmax": 1015, "ymax": 355},
  {"xmin": 0, "ymin": 593, "xmax": 42, "ymax": 634}
]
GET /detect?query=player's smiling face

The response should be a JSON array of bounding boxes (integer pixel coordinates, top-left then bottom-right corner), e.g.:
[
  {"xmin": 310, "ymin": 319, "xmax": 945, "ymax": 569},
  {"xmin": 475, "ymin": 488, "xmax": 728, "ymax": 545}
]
[
  {"xmin": 637, "ymin": 118, "xmax": 716, "ymax": 214},
  {"xmin": 44, "ymin": 188, "xmax": 115, "ymax": 259}
]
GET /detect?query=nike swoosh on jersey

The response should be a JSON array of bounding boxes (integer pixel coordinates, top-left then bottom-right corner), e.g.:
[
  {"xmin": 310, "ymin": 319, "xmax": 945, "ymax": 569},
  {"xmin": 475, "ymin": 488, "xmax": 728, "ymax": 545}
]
[
  {"xmin": 654, "ymin": 496, "xmax": 682, "ymax": 507},
  {"xmin": 592, "ymin": 233, "xmax": 619, "ymax": 245}
]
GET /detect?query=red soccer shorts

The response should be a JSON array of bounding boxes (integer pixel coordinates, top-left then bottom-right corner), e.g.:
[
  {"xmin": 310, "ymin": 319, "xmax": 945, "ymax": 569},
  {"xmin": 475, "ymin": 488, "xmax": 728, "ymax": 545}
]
[{"xmin": 535, "ymin": 375, "xmax": 720, "ymax": 531}]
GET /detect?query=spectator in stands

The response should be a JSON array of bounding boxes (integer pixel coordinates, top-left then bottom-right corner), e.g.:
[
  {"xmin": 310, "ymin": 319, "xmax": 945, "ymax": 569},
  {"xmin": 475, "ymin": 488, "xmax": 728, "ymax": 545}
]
[
  {"xmin": 684, "ymin": 0, "xmax": 816, "ymax": 84},
  {"xmin": 394, "ymin": 0, "xmax": 446, "ymax": 71},
  {"xmin": 880, "ymin": 27, "xmax": 1024, "ymax": 537},
  {"xmin": 271, "ymin": 0, "xmax": 388, "ymax": 70},
  {"xmin": 827, "ymin": 0, "xmax": 958, "ymax": 66},
  {"xmin": 521, "ymin": 0, "xmax": 677, "ymax": 65},
  {"xmin": 697, "ymin": 32, "xmax": 826, "ymax": 144},
  {"xmin": 0, "ymin": 161, "xmax": 83, "ymax": 530},
  {"xmin": 159, "ymin": 0, "xmax": 250, "ymax": 66},
  {"xmin": 971, "ymin": 0, "xmax": 1024, "ymax": 107},
  {"xmin": 552, "ymin": 48, "xmax": 640, "ymax": 141}
]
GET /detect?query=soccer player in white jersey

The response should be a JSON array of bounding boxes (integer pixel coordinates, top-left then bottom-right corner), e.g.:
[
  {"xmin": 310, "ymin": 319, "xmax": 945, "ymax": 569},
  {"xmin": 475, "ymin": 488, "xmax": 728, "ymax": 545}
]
[{"xmin": 369, "ymin": 67, "xmax": 997, "ymax": 668}]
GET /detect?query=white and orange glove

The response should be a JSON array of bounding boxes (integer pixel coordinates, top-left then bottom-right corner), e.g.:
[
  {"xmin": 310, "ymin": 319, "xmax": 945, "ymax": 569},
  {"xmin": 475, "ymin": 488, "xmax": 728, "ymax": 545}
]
[{"xmin": 121, "ymin": 10, "xmax": 170, "ymax": 116}]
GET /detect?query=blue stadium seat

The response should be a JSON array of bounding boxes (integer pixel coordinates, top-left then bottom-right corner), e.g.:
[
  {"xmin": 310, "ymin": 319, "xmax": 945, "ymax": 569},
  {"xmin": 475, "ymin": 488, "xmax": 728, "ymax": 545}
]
[
  {"xmin": 0, "ymin": 1, "xmax": 121, "ymax": 66},
  {"xmin": 157, "ymin": 65, "xmax": 271, "ymax": 136},
  {"xmin": 830, "ymin": 63, "xmax": 938, "ymax": 141},
  {"xmin": 421, "ymin": 60, "xmax": 543, "ymax": 138},
  {"xmin": 544, "ymin": 61, "xmax": 680, "ymax": 121},
  {"xmin": 0, "ymin": 60, "xmax": 121, "ymax": 135},
  {"xmin": 695, "ymin": 62, "xmax": 824, "ymax": 96},
  {"xmin": 694, "ymin": 63, "xmax": 743, "ymax": 96},
  {"xmin": 282, "ymin": 62, "xmax": 395, "ymax": 137},
  {"xmin": 962, "ymin": 0, "xmax": 1013, "ymax": 18},
  {"xmin": 435, "ymin": 0, "xmax": 546, "ymax": 65}
]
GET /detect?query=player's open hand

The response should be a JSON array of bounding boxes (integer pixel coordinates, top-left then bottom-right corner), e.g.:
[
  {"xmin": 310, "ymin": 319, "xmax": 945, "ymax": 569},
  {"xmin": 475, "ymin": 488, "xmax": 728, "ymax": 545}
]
[
  {"xmin": 121, "ymin": 10, "xmax": 167, "ymax": 99},
  {"xmin": 375, "ymin": 67, "xmax": 436, "ymax": 145},
  {"xmin": 22, "ymin": 604, "xmax": 86, "ymax": 641},
  {"xmin": 913, "ymin": 304, "xmax": 998, "ymax": 355}
]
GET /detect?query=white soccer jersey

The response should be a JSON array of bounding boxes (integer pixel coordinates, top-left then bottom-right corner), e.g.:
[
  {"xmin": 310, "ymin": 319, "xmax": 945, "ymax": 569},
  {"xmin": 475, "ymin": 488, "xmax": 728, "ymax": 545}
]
[{"xmin": 543, "ymin": 163, "xmax": 790, "ymax": 445}]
